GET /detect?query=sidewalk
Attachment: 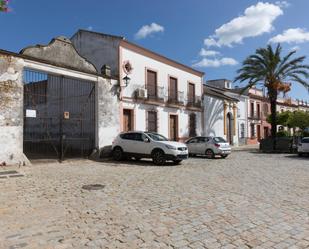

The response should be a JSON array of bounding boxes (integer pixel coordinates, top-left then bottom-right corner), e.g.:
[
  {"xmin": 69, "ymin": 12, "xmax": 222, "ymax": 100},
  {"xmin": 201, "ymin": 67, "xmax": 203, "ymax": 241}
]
[{"xmin": 232, "ymin": 144, "xmax": 259, "ymax": 151}]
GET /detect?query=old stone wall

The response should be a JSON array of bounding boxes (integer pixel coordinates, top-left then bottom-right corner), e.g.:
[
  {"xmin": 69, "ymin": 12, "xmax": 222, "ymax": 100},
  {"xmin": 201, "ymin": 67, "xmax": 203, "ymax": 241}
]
[
  {"xmin": 97, "ymin": 78, "xmax": 120, "ymax": 152},
  {"xmin": 0, "ymin": 55, "xmax": 28, "ymax": 165}
]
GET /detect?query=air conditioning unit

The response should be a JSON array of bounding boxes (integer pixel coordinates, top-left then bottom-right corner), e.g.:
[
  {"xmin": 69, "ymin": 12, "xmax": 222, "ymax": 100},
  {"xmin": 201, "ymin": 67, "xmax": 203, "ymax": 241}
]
[{"xmin": 136, "ymin": 88, "xmax": 148, "ymax": 99}]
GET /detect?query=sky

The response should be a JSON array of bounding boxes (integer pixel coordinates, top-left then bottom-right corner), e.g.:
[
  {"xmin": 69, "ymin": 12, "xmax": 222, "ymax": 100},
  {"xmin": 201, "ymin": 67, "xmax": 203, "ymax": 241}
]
[{"xmin": 1, "ymin": 0, "xmax": 309, "ymax": 101}]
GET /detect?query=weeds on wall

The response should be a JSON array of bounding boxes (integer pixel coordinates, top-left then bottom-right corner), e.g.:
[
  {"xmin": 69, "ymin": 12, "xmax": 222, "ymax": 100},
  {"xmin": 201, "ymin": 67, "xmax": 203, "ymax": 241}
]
[{"xmin": 0, "ymin": 0, "xmax": 10, "ymax": 12}]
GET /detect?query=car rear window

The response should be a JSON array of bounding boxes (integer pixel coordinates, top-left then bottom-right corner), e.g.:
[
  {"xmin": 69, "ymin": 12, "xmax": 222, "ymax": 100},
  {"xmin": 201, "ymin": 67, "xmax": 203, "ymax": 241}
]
[
  {"xmin": 301, "ymin": 138, "xmax": 309, "ymax": 143},
  {"xmin": 213, "ymin": 137, "xmax": 227, "ymax": 143}
]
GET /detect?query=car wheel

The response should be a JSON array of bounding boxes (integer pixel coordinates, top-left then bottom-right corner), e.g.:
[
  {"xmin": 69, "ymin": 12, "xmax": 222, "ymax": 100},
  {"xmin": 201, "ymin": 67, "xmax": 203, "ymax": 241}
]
[
  {"xmin": 205, "ymin": 149, "xmax": 215, "ymax": 159},
  {"xmin": 221, "ymin": 155, "xmax": 228, "ymax": 159},
  {"xmin": 173, "ymin": 160, "xmax": 182, "ymax": 165},
  {"xmin": 152, "ymin": 150, "xmax": 166, "ymax": 166},
  {"xmin": 112, "ymin": 147, "xmax": 123, "ymax": 161}
]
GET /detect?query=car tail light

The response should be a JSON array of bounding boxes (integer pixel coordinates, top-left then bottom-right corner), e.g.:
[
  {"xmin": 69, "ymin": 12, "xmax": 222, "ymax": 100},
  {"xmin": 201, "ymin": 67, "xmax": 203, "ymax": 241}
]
[{"xmin": 214, "ymin": 143, "xmax": 220, "ymax": 148}]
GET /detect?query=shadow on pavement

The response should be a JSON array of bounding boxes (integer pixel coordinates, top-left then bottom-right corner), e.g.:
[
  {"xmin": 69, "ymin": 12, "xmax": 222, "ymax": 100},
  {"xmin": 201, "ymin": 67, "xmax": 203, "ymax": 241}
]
[{"xmin": 284, "ymin": 154, "xmax": 309, "ymax": 161}]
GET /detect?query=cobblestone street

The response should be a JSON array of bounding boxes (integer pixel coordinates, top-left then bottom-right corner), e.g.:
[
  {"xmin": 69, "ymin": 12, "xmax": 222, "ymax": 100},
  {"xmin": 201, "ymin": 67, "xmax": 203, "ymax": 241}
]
[{"xmin": 1, "ymin": 151, "xmax": 309, "ymax": 249}]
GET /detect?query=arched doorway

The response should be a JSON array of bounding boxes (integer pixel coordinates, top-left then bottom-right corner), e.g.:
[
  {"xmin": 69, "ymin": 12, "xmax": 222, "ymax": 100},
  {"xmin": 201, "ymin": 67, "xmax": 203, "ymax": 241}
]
[{"xmin": 226, "ymin": 112, "xmax": 233, "ymax": 145}]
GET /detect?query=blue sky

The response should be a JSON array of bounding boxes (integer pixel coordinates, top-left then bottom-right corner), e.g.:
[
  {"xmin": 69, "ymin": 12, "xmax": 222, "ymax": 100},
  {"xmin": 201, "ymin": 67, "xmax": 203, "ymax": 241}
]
[{"xmin": 1, "ymin": 0, "xmax": 309, "ymax": 100}]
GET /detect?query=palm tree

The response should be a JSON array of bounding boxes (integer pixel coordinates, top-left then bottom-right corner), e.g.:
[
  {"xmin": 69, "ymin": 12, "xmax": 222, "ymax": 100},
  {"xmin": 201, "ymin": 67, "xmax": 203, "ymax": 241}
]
[{"xmin": 235, "ymin": 44, "xmax": 309, "ymax": 149}]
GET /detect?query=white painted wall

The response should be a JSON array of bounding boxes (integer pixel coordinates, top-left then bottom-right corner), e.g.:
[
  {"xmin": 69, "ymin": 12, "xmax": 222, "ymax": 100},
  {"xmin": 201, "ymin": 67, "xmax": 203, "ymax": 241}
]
[
  {"xmin": 203, "ymin": 94, "xmax": 239, "ymax": 146},
  {"xmin": 0, "ymin": 55, "xmax": 119, "ymax": 165},
  {"xmin": 120, "ymin": 46, "xmax": 203, "ymax": 140},
  {"xmin": 121, "ymin": 47, "xmax": 202, "ymax": 101}
]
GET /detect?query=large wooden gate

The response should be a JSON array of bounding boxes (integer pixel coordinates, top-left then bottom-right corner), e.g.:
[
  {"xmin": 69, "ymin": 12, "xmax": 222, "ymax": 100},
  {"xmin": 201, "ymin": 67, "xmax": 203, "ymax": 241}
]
[{"xmin": 23, "ymin": 69, "xmax": 96, "ymax": 161}]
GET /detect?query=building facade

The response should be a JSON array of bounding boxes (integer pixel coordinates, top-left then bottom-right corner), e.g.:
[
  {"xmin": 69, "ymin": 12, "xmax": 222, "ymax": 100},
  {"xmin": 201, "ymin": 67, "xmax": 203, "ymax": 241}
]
[
  {"xmin": 0, "ymin": 36, "xmax": 119, "ymax": 165},
  {"xmin": 203, "ymin": 84, "xmax": 239, "ymax": 145},
  {"xmin": 204, "ymin": 79, "xmax": 248, "ymax": 146},
  {"xmin": 71, "ymin": 30, "xmax": 204, "ymax": 141}
]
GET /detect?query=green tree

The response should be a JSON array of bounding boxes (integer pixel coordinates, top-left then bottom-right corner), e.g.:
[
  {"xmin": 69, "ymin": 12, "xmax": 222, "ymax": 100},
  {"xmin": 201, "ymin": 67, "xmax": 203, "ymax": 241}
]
[
  {"xmin": 287, "ymin": 111, "xmax": 309, "ymax": 134},
  {"xmin": 235, "ymin": 44, "xmax": 309, "ymax": 149},
  {"xmin": 267, "ymin": 111, "xmax": 291, "ymax": 127}
]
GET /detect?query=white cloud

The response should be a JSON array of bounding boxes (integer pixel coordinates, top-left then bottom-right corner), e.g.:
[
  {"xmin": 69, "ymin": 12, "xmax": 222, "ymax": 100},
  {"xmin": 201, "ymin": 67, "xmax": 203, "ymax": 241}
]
[
  {"xmin": 134, "ymin": 23, "xmax": 164, "ymax": 39},
  {"xmin": 193, "ymin": 57, "xmax": 238, "ymax": 68},
  {"xmin": 275, "ymin": 1, "xmax": 290, "ymax": 8},
  {"xmin": 269, "ymin": 28, "xmax": 309, "ymax": 44},
  {"xmin": 199, "ymin": 48, "xmax": 221, "ymax": 57},
  {"xmin": 204, "ymin": 2, "xmax": 283, "ymax": 47}
]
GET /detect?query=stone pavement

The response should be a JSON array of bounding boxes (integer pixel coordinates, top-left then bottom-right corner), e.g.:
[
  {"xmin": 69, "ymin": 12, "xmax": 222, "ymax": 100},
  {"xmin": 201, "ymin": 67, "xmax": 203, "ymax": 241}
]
[{"xmin": 0, "ymin": 152, "xmax": 309, "ymax": 249}]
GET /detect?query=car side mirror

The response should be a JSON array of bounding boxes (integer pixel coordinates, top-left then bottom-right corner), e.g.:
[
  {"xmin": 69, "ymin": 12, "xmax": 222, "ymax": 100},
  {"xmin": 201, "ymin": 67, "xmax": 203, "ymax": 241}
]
[{"xmin": 144, "ymin": 138, "xmax": 150, "ymax": 143}]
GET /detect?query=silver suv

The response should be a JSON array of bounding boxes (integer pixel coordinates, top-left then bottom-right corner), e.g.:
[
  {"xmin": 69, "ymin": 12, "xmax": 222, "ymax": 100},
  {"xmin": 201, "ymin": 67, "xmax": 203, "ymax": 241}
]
[
  {"xmin": 185, "ymin": 136, "xmax": 231, "ymax": 159},
  {"xmin": 112, "ymin": 131, "xmax": 188, "ymax": 165}
]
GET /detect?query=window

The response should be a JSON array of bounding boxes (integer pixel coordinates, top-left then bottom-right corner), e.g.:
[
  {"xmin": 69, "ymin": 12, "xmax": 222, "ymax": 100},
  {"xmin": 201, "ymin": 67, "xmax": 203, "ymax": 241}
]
[
  {"xmin": 189, "ymin": 113, "xmax": 197, "ymax": 137},
  {"xmin": 240, "ymin": 123, "xmax": 245, "ymax": 138},
  {"xmin": 197, "ymin": 137, "xmax": 208, "ymax": 143},
  {"xmin": 263, "ymin": 103, "xmax": 269, "ymax": 116},
  {"xmin": 250, "ymin": 102, "xmax": 254, "ymax": 117},
  {"xmin": 213, "ymin": 137, "xmax": 227, "ymax": 143},
  {"xmin": 250, "ymin": 124, "xmax": 255, "ymax": 138},
  {"xmin": 145, "ymin": 132, "xmax": 168, "ymax": 141},
  {"xmin": 187, "ymin": 138, "xmax": 198, "ymax": 144},
  {"xmin": 120, "ymin": 132, "xmax": 143, "ymax": 141},
  {"xmin": 301, "ymin": 138, "xmax": 309, "ymax": 143},
  {"xmin": 147, "ymin": 70, "xmax": 157, "ymax": 99},
  {"xmin": 147, "ymin": 111, "xmax": 157, "ymax": 132},
  {"xmin": 169, "ymin": 77, "xmax": 178, "ymax": 101},
  {"xmin": 188, "ymin": 83, "xmax": 195, "ymax": 104},
  {"xmin": 257, "ymin": 104, "xmax": 261, "ymax": 118}
]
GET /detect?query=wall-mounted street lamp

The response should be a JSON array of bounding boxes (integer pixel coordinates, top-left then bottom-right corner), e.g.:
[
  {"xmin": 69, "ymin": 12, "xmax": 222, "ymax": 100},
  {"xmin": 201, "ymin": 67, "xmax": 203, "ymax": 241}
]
[{"xmin": 122, "ymin": 75, "xmax": 131, "ymax": 87}]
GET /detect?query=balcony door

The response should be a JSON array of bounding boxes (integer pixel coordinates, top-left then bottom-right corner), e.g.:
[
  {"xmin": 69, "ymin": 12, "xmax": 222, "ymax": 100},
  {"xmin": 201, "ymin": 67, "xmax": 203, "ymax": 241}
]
[
  {"xmin": 169, "ymin": 115, "xmax": 178, "ymax": 141},
  {"xmin": 188, "ymin": 83, "xmax": 195, "ymax": 104},
  {"xmin": 169, "ymin": 77, "xmax": 178, "ymax": 102},
  {"xmin": 147, "ymin": 70, "xmax": 157, "ymax": 99}
]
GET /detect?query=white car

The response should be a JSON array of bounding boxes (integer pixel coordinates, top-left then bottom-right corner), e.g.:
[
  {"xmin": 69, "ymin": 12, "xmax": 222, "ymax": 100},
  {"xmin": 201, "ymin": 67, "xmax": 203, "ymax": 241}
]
[
  {"xmin": 298, "ymin": 137, "xmax": 309, "ymax": 156},
  {"xmin": 185, "ymin": 136, "xmax": 231, "ymax": 159},
  {"xmin": 112, "ymin": 131, "xmax": 188, "ymax": 165}
]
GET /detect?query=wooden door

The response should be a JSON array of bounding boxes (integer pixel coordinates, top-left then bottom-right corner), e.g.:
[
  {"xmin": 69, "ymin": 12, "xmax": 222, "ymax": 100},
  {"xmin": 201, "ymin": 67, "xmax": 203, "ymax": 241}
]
[
  {"xmin": 147, "ymin": 70, "xmax": 157, "ymax": 98},
  {"xmin": 169, "ymin": 77, "xmax": 177, "ymax": 101},
  {"xmin": 123, "ymin": 109, "xmax": 133, "ymax": 132},
  {"xmin": 147, "ymin": 111, "xmax": 157, "ymax": 132},
  {"xmin": 169, "ymin": 115, "xmax": 178, "ymax": 141},
  {"xmin": 188, "ymin": 83, "xmax": 195, "ymax": 104},
  {"xmin": 257, "ymin": 125, "xmax": 261, "ymax": 140}
]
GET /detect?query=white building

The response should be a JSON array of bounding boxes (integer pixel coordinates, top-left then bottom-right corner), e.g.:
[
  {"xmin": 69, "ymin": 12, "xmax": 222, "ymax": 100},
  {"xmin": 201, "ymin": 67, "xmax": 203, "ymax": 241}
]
[
  {"xmin": 203, "ymin": 79, "xmax": 248, "ymax": 146},
  {"xmin": 203, "ymin": 84, "xmax": 240, "ymax": 146},
  {"xmin": 72, "ymin": 30, "xmax": 204, "ymax": 141}
]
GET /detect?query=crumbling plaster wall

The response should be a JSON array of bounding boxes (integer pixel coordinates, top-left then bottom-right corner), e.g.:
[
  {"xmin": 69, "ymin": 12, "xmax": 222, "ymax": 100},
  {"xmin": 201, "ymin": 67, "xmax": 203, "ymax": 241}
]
[
  {"xmin": 0, "ymin": 55, "xmax": 29, "ymax": 165},
  {"xmin": 97, "ymin": 77, "xmax": 120, "ymax": 149}
]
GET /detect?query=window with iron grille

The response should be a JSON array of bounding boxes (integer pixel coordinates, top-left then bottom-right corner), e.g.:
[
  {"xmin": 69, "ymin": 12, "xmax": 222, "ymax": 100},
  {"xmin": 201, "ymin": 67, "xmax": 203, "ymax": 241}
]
[
  {"xmin": 147, "ymin": 111, "xmax": 157, "ymax": 132},
  {"xmin": 189, "ymin": 113, "xmax": 197, "ymax": 137},
  {"xmin": 240, "ymin": 123, "xmax": 245, "ymax": 138}
]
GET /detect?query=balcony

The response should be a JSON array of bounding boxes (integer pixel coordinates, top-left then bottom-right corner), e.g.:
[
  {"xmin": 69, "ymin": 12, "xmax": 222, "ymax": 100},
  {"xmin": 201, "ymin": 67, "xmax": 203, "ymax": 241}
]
[
  {"xmin": 146, "ymin": 86, "xmax": 165, "ymax": 103},
  {"xmin": 167, "ymin": 91, "xmax": 185, "ymax": 106},
  {"xmin": 249, "ymin": 111, "xmax": 261, "ymax": 120},
  {"xmin": 186, "ymin": 96, "xmax": 202, "ymax": 109}
]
